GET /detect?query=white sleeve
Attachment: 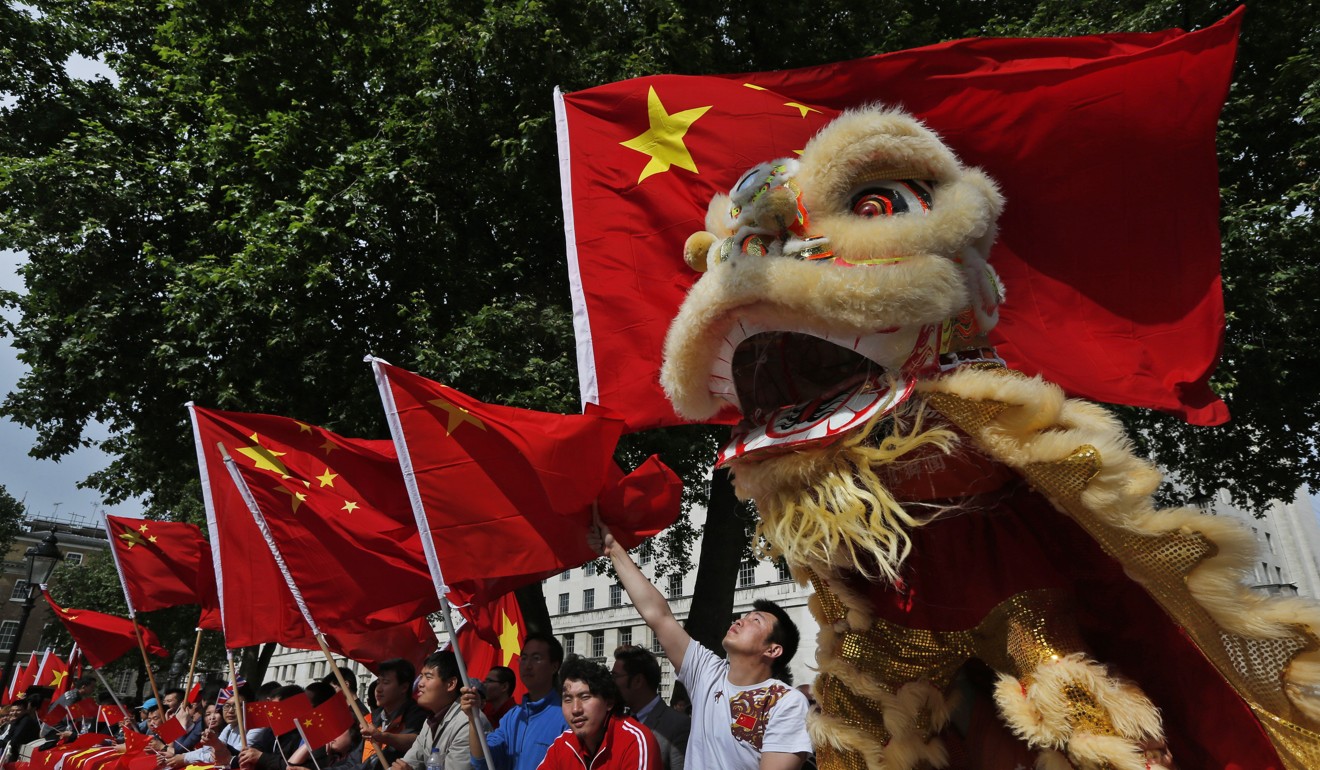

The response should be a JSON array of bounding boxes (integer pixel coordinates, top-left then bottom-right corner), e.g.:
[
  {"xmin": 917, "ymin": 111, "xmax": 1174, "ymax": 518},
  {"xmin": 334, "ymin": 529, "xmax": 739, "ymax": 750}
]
[
  {"xmin": 674, "ymin": 640, "xmax": 716, "ymax": 687},
  {"xmin": 760, "ymin": 689, "xmax": 812, "ymax": 755}
]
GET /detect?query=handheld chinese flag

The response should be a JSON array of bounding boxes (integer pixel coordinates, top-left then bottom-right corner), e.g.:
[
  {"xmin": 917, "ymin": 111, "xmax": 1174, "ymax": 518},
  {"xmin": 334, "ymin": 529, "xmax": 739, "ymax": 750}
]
[
  {"xmin": 297, "ymin": 696, "xmax": 354, "ymax": 750},
  {"xmin": 155, "ymin": 714, "xmax": 187, "ymax": 745},
  {"xmin": 6, "ymin": 651, "xmax": 37, "ymax": 704},
  {"xmin": 372, "ymin": 360, "xmax": 681, "ymax": 605},
  {"xmin": 41, "ymin": 589, "xmax": 167, "ymax": 669},
  {"xmin": 267, "ymin": 692, "xmax": 314, "ymax": 736},
  {"xmin": 454, "ymin": 592, "xmax": 528, "ymax": 703},
  {"xmin": 243, "ymin": 700, "xmax": 283, "ymax": 730},
  {"xmin": 556, "ymin": 10, "xmax": 1241, "ymax": 429},
  {"xmin": 42, "ymin": 654, "xmax": 70, "ymax": 702},
  {"xmin": 188, "ymin": 404, "xmax": 437, "ymax": 668},
  {"xmin": 103, "ymin": 515, "xmax": 221, "ymax": 631}
]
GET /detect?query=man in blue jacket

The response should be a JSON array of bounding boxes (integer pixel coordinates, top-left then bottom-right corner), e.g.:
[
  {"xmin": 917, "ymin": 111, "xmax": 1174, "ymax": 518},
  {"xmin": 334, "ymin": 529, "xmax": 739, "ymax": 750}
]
[{"xmin": 460, "ymin": 633, "xmax": 567, "ymax": 770}]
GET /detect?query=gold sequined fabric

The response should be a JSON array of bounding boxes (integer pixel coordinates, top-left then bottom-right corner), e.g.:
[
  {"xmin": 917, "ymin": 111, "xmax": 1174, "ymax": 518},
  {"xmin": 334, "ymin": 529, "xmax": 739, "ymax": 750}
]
[
  {"xmin": 817, "ymin": 675, "xmax": 891, "ymax": 740},
  {"xmin": 816, "ymin": 743, "xmax": 868, "ymax": 770},
  {"xmin": 1063, "ymin": 684, "xmax": 1118, "ymax": 736},
  {"xmin": 925, "ymin": 375, "xmax": 1320, "ymax": 767}
]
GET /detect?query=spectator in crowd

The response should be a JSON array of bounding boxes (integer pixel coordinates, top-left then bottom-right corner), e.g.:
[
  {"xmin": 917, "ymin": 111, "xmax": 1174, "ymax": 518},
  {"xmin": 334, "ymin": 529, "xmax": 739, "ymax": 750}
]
[
  {"xmin": 537, "ymin": 658, "xmax": 658, "ymax": 770},
  {"xmin": 287, "ymin": 682, "xmax": 352, "ymax": 770},
  {"xmin": 668, "ymin": 684, "xmax": 690, "ymax": 717},
  {"xmin": 162, "ymin": 687, "xmax": 187, "ymax": 716},
  {"xmin": 591, "ymin": 518, "xmax": 812, "ymax": 770},
  {"xmin": 3, "ymin": 698, "xmax": 39, "ymax": 759},
  {"xmin": 323, "ymin": 666, "xmax": 361, "ymax": 698},
  {"xmin": 480, "ymin": 668, "xmax": 516, "ymax": 730},
  {"xmin": 460, "ymin": 633, "xmax": 568, "ymax": 770},
  {"xmin": 167, "ymin": 703, "xmax": 224, "ymax": 768},
  {"xmin": 394, "ymin": 651, "xmax": 487, "ymax": 770},
  {"xmin": 359, "ymin": 658, "xmax": 427, "ymax": 767},
  {"xmin": 612, "ymin": 646, "xmax": 689, "ymax": 770}
]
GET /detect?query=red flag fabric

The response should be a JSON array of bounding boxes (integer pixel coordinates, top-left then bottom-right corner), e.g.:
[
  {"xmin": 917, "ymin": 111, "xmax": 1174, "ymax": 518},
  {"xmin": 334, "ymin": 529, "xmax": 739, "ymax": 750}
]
[
  {"xmin": 41, "ymin": 590, "xmax": 167, "ymax": 669},
  {"xmin": 556, "ymin": 10, "xmax": 1241, "ymax": 429},
  {"xmin": 45, "ymin": 697, "xmax": 97, "ymax": 727},
  {"xmin": 104, "ymin": 515, "xmax": 221, "ymax": 631},
  {"xmin": 155, "ymin": 714, "xmax": 187, "ymax": 745},
  {"xmin": 243, "ymin": 700, "xmax": 282, "ymax": 730},
  {"xmin": 268, "ymin": 692, "xmax": 314, "ymax": 736},
  {"xmin": 42, "ymin": 654, "xmax": 70, "ymax": 702},
  {"xmin": 9, "ymin": 651, "xmax": 38, "ymax": 704},
  {"xmin": 188, "ymin": 404, "xmax": 438, "ymax": 669},
  {"xmin": 374, "ymin": 361, "xmax": 681, "ymax": 604},
  {"xmin": 186, "ymin": 682, "xmax": 201, "ymax": 704},
  {"xmin": 454, "ymin": 592, "xmax": 528, "ymax": 704},
  {"xmin": 296, "ymin": 697, "xmax": 354, "ymax": 750}
]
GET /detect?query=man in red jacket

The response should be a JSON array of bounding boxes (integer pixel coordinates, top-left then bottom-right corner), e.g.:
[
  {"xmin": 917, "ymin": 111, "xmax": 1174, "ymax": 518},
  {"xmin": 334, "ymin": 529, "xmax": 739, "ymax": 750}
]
[{"xmin": 536, "ymin": 659, "xmax": 658, "ymax": 770}]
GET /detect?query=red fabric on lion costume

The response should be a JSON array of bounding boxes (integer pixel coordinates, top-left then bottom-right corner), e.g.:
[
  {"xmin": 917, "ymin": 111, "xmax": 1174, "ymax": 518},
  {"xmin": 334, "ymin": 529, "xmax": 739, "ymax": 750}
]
[{"xmin": 658, "ymin": 107, "xmax": 1320, "ymax": 769}]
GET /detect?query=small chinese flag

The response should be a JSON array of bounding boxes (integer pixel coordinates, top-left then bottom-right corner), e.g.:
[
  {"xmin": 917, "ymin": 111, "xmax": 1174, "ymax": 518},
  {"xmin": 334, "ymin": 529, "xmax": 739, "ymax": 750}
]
[
  {"xmin": 42, "ymin": 590, "xmax": 167, "ymax": 669},
  {"xmin": 243, "ymin": 700, "xmax": 284, "ymax": 730},
  {"xmin": 268, "ymin": 692, "xmax": 314, "ymax": 736},
  {"xmin": 187, "ymin": 682, "xmax": 201, "ymax": 704},
  {"xmin": 155, "ymin": 714, "xmax": 188, "ymax": 745},
  {"xmin": 297, "ymin": 697, "xmax": 354, "ymax": 750},
  {"xmin": 43, "ymin": 655, "xmax": 70, "ymax": 701}
]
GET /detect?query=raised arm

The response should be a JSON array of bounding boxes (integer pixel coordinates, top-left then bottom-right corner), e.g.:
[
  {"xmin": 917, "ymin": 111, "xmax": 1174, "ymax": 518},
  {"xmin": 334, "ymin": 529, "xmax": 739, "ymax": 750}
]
[{"xmin": 589, "ymin": 514, "xmax": 692, "ymax": 670}]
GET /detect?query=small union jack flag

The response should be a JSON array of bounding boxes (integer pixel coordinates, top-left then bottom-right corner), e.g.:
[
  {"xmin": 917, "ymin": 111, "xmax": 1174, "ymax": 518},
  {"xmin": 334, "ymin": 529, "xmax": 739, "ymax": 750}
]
[{"xmin": 216, "ymin": 675, "xmax": 247, "ymax": 705}]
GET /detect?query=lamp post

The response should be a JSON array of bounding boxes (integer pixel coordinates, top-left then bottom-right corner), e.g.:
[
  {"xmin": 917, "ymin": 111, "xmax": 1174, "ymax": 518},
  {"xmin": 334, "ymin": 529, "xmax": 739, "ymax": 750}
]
[{"xmin": 1, "ymin": 529, "xmax": 64, "ymax": 687}]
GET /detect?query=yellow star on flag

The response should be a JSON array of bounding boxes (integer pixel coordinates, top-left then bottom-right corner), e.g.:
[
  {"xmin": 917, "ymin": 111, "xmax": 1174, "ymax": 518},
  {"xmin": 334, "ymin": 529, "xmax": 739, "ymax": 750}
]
[
  {"xmin": 428, "ymin": 399, "xmax": 487, "ymax": 436},
  {"xmin": 275, "ymin": 487, "xmax": 307, "ymax": 513},
  {"xmin": 49, "ymin": 669, "xmax": 67, "ymax": 688},
  {"xmin": 138, "ymin": 524, "xmax": 149, "ymax": 534},
  {"xmin": 149, "ymin": 535, "xmax": 158, "ymax": 543},
  {"xmin": 316, "ymin": 469, "xmax": 339, "ymax": 488},
  {"xmin": 237, "ymin": 435, "xmax": 290, "ymax": 476},
  {"xmin": 498, "ymin": 610, "xmax": 521, "ymax": 666},
  {"xmin": 296, "ymin": 421, "xmax": 313, "ymax": 434},
  {"xmin": 619, "ymin": 86, "xmax": 712, "ymax": 183},
  {"xmin": 784, "ymin": 102, "xmax": 820, "ymax": 118},
  {"xmin": 117, "ymin": 531, "xmax": 148, "ymax": 550},
  {"xmin": 319, "ymin": 439, "xmax": 338, "ymax": 456},
  {"xmin": 341, "ymin": 500, "xmax": 359, "ymax": 514}
]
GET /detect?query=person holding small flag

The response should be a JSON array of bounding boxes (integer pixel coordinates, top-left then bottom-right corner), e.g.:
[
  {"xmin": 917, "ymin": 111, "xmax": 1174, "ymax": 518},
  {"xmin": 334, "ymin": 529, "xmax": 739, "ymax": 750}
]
[{"xmin": 395, "ymin": 651, "xmax": 486, "ymax": 770}]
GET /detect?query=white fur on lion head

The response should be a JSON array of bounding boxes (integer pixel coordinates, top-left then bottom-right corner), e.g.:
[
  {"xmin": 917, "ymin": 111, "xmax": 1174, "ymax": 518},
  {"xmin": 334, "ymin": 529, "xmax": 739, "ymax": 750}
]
[{"xmin": 661, "ymin": 105, "xmax": 1005, "ymax": 422}]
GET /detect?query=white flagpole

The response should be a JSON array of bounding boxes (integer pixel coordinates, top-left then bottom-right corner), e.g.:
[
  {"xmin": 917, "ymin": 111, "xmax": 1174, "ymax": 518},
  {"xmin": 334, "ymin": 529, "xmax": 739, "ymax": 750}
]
[
  {"xmin": 187, "ymin": 403, "xmax": 230, "ymax": 639},
  {"xmin": 218, "ymin": 444, "xmax": 388, "ymax": 770},
  {"xmin": 100, "ymin": 512, "xmax": 138, "ymax": 619},
  {"xmin": 368, "ymin": 357, "xmax": 494, "ymax": 767}
]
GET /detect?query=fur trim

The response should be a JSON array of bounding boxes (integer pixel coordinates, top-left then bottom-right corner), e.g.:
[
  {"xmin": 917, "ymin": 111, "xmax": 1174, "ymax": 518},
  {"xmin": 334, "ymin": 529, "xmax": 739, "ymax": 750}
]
[{"xmin": 1034, "ymin": 749, "xmax": 1074, "ymax": 770}]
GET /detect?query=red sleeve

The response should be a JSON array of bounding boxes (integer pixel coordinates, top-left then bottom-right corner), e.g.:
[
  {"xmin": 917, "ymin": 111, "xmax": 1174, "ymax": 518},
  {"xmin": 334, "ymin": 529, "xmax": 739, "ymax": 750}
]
[{"xmin": 617, "ymin": 719, "xmax": 661, "ymax": 770}]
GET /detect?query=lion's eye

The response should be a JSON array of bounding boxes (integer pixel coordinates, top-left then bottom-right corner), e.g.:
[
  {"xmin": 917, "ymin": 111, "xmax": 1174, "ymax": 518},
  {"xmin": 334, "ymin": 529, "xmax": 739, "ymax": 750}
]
[{"xmin": 849, "ymin": 180, "xmax": 934, "ymax": 218}]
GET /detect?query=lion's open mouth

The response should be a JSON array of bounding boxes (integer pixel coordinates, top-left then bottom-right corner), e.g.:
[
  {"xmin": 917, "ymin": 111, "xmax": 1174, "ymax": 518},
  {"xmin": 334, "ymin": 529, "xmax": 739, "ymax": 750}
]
[{"xmin": 713, "ymin": 324, "xmax": 920, "ymax": 466}]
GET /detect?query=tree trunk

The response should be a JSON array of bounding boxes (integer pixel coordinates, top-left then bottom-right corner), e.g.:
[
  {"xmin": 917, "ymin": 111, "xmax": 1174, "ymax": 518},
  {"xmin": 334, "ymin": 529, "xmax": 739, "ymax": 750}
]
[
  {"xmin": 240, "ymin": 643, "xmax": 276, "ymax": 684},
  {"xmin": 683, "ymin": 469, "xmax": 747, "ymax": 655},
  {"xmin": 515, "ymin": 581, "xmax": 551, "ymax": 637}
]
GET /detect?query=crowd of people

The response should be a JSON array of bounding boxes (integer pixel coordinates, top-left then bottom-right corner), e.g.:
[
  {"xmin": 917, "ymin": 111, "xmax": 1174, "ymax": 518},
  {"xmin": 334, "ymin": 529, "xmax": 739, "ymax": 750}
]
[{"xmin": 0, "ymin": 521, "xmax": 816, "ymax": 770}]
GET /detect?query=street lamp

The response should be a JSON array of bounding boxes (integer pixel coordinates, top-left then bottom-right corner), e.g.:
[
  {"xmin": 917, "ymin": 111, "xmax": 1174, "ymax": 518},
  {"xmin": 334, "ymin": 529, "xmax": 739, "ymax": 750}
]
[{"xmin": 1, "ymin": 530, "xmax": 63, "ymax": 688}]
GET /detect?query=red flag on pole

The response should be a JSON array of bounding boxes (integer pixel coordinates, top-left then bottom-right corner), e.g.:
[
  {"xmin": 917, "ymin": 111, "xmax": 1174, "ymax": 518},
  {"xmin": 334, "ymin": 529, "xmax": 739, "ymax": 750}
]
[
  {"xmin": 103, "ymin": 515, "xmax": 221, "ymax": 631},
  {"xmin": 297, "ymin": 697, "xmax": 354, "ymax": 750},
  {"xmin": 41, "ymin": 590, "xmax": 167, "ymax": 669},
  {"xmin": 188, "ymin": 404, "xmax": 437, "ymax": 671},
  {"xmin": 7, "ymin": 651, "xmax": 37, "ymax": 704},
  {"xmin": 372, "ymin": 360, "xmax": 682, "ymax": 605},
  {"xmin": 454, "ymin": 592, "xmax": 528, "ymax": 705},
  {"xmin": 42, "ymin": 654, "xmax": 70, "ymax": 701},
  {"xmin": 555, "ymin": 10, "xmax": 1241, "ymax": 430}
]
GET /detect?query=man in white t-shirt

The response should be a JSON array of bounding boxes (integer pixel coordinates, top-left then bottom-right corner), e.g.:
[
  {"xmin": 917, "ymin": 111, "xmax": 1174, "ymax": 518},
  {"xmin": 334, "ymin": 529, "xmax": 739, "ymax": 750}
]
[{"xmin": 590, "ymin": 517, "xmax": 812, "ymax": 770}]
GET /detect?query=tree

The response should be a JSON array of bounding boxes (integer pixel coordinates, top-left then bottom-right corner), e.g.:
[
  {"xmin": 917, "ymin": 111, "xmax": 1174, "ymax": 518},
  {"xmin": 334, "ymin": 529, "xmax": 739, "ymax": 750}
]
[
  {"xmin": 0, "ymin": 485, "xmax": 27, "ymax": 558},
  {"xmin": 1, "ymin": 0, "xmax": 1316, "ymax": 656}
]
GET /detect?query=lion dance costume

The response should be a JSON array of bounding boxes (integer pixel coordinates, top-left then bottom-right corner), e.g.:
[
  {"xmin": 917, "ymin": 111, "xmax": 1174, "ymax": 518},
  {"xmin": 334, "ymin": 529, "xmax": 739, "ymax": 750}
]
[{"xmin": 659, "ymin": 107, "xmax": 1320, "ymax": 769}]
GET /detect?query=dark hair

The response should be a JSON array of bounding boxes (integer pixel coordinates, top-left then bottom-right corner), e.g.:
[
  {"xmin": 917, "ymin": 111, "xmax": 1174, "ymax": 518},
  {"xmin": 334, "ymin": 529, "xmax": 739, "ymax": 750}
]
[
  {"xmin": 322, "ymin": 666, "xmax": 357, "ymax": 689},
  {"xmin": 375, "ymin": 658, "xmax": 416, "ymax": 689},
  {"xmin": 753, "ymin": 599, "xmax": 799, "ymax": 684},
  {"xmin": 304, "ymin": 681, "xmax": 336, "ymax": 707},
  {"xmin": 522, "ymin": 632, "xmax": 564, "ymax": 665},
  {"xmin": 612, "ymin": 645, "xmax": 661, "ymax": 692},
  {"xmin": 422, "ymin": 650, "xmax": 460, "ymax": 681},
  {"xmin": 274, "ymin": 684, "xmax": 305, "ymax": 702},
  {"xmin": 486, "ymin": 666, "xmax": 516, "ymax": 695},
  {"xmin": 557, "ymin": 658, "xmax": 621, "ymax": 716},
  {"xmin": 256, "ymin": 681, "xmax": 282, "ymax": 701},
  {"xmin": 162, "ymin": 687, "xmax": 185, "ymax": 701},
  {"xmin": 669, "ymin": 681, "xmax": 691, "ymax": 711}
]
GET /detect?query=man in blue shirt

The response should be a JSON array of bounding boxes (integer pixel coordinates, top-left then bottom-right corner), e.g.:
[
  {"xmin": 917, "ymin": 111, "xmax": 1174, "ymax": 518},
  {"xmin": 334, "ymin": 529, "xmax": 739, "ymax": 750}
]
[{"xmin": 460, "ymin": 633, "xmax": 567, "ymax": 770}]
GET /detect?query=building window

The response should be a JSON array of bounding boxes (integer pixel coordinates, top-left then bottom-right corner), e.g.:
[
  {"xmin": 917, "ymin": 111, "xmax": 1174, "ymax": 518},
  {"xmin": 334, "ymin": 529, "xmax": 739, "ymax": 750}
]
[
  {"xmin": 0, "ymin": 621, "xmax": 19, "ymax": 652},
  {"xmin": 1266, "ymin": 532, "xmax": 1274, "ymax": 554},
  {"xmin": 583, "ymin": 588, "xmax": 595, "ymax": 611},
  {"xmin": 558, "ymin": 593, "xmax": 570, "ymax": 614},
  {"xmin": 64, "ymin": 553, "xmax": 84, "ymax": 566},
  {"xmin": 610, "ymin": 584, "xmax": 623, "ymax": 607},
  {"xmin": 651, "ymin": 630, "xmax": 663, "ymax": 654},
  {"xmin": 738, "ymin": 561, "xmax": 756, "ymax": 588},
  {"xmin": 1276, "ymin": 566, "xmax": 1283, "ymax": 583},
  {"xmin": 590, "ymin": 630, "xmax": 605, "ymax": 659},
  {"xmin": 619, "ymin": 627, "xmax": 633, "ymax": 648},
  {"xmin": 667, "ymin": 574, "xmax": 683, "ymax": 598},
  {"xmin": 585, "ymin": 561, "xmax": 597, "ymax": 577},
  {"xmin": 775, "ymin": 559, "xmax": 792, "ymax": 583},
  {"xmin": 9, "ymin": 580, "xmax": 29, "ymax": 602},
  {"xmin": 564, "ymin": 635, "xmax": 576, "ymax": 655},
  {"xmin": 638, "ymin": 545, "xmax": 652, "ymax": 566},
  {"xmin": 560, "ymin": 570, "xmax": 572, "ymax": 581},
  {"xmin": 115, "ymin": 668, "xmax": 133, "ymax": 692}
]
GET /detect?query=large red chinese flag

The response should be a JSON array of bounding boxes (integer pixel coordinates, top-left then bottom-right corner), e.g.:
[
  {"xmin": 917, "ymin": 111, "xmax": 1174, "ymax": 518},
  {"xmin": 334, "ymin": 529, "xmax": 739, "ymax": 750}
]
[
  {"xmin": 189, "ymin": 406, "xmax": 437, "ymax": 631},
  {"xmin": 557, "ymin": 10, "xmax": 1241, "ymax": 429},
  {"xmin": 373, "ymin": 360, "xmax": 680, "ymax": 604},
  {"xmin": 42, "ymin": 591, "xmax": 167, "ymax": 669},
  {"xmin": 188, "ymin": 404, "xmax": 437, "ymax": 670},
  {"xmin": 104, "ymin": 515, "xmax": 221, "ymax": 631},
  {"xmin": 454, "ymin": 592, "xmax": 528, "ymax": 703}
]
